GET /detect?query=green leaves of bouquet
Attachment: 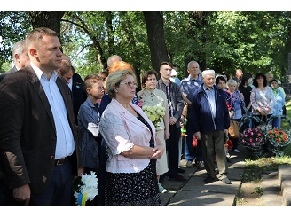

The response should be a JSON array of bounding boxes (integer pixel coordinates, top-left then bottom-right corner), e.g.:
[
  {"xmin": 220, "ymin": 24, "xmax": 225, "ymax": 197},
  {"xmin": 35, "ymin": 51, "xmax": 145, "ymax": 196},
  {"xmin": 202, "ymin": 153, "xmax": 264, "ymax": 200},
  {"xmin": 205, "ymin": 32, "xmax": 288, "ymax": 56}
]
[{"xmin": 142, "ymin": 104, "xmax": 166, "ymax": 128}]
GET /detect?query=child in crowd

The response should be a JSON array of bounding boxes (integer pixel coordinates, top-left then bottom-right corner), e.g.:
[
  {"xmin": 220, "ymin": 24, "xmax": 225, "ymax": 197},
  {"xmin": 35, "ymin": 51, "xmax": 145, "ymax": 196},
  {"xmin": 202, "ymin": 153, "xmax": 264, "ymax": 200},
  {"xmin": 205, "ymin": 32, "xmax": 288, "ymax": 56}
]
[{"xmin": 77, "ymin": 74, "xmax": 105, "ymax": 205}]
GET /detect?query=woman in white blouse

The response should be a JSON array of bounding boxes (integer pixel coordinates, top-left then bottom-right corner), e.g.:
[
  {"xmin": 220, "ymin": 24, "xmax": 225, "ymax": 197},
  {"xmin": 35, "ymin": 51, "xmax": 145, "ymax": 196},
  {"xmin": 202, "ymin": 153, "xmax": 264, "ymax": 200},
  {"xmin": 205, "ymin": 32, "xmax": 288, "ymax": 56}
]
[
  {"xmin": 250, "ymin": 73, "xmax": 275, "ymax": 127},
  {"xmin": 99, "ymin": 69, "xmax": 163, "ymax": 206}
]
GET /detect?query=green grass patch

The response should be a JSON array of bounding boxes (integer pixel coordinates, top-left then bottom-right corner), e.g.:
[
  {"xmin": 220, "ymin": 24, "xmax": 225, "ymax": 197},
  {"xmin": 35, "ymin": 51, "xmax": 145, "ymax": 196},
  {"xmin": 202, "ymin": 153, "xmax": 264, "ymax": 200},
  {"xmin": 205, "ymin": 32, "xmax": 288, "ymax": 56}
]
[{"xmin": 242, "ymin": 157, "xmax": 291, "ymax": 182}]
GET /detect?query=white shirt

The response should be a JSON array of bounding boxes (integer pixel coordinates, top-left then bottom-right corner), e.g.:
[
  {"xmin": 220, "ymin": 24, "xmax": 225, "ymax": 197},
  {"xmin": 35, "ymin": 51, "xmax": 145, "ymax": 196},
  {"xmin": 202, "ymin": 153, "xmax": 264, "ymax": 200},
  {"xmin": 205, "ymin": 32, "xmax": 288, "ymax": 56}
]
[{"xmin": 31, "ymin": 62, "xmax": 75, "ymax": 159}]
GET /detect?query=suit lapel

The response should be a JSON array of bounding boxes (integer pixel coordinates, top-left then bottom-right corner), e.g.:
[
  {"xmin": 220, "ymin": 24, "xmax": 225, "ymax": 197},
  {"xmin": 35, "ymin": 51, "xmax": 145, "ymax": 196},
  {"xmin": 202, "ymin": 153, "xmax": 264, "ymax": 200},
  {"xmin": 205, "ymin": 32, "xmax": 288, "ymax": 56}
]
[{"xmin": 27, "ymin": 66, "xmax": 56, "ymax": 132}]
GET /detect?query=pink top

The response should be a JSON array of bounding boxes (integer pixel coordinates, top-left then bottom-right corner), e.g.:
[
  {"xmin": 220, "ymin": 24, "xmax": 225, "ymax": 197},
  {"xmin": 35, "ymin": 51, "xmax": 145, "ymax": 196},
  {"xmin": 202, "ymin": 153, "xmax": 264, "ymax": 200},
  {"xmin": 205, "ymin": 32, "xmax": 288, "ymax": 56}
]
[{"xmin": 99, "ymin": 98, "xmax": 156, "ymax": 173}]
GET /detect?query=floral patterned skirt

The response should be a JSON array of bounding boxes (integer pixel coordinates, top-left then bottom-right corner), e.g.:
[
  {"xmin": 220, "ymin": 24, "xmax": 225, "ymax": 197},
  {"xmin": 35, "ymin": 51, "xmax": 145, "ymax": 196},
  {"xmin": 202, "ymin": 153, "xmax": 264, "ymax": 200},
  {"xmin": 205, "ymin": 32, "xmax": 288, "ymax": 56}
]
[{"xmin": 105, "ymin": 160, "xmax": 161, "ymax": 206}]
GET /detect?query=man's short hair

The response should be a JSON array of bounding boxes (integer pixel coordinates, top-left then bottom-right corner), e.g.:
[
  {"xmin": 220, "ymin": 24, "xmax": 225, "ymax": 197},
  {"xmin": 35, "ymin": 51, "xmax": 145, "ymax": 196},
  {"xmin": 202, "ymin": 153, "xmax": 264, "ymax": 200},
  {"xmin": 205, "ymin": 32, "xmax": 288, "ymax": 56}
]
[{"xmin": 11, "ymin": 40, "xmax": 27, "ymax": 63}]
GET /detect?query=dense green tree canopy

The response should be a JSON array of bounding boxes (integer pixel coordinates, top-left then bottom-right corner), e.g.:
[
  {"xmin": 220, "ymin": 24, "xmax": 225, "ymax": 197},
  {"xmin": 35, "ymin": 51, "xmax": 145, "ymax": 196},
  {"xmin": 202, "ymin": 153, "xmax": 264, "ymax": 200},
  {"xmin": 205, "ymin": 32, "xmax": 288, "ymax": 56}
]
[{"xmin": 1, "ymin": 11, "xmax": 291, "ymax": 82}]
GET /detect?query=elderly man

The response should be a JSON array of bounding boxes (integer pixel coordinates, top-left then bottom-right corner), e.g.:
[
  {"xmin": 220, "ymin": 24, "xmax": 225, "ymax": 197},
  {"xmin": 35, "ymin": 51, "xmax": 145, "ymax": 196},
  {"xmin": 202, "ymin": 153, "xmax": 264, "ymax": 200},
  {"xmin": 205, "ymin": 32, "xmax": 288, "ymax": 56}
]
[
  {"xmin": 265, "ymin": 72, "xmax": 273, "ymax": 86},
  {"xmin": 106, "ymin": 55, "xmax": 122, "ymax": 71},
  {"xmin": 180, "ymin": 61, "xmax": 204, "ymax": 169},
  {"xmin": 0, "ymin": 40, "xmax": 30, "ymax": 82},
  {"xmin": 233, "ymin": 69, "xmax": 243, "ymax": 86},
  {"xmin": 0, "ymin": 40, "xmax": 30, "ymax": 205},
  {"xmin": 191, "ymin": 69, "xmax": 231, "ymax": 184}
]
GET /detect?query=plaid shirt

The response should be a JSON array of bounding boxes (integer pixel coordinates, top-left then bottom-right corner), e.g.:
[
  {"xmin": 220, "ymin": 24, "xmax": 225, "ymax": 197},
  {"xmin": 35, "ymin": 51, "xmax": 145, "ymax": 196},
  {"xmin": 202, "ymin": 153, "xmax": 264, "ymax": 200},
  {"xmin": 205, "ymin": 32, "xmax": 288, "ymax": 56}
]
[{"xmin": 156, "ymin": 79, "xmax": 184, "ymax": 127}]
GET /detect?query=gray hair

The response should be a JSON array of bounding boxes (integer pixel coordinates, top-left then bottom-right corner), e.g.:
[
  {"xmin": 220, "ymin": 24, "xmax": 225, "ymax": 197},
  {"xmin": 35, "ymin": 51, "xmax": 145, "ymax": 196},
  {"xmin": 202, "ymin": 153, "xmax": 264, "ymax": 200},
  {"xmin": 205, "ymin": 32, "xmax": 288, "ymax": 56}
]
[
  {"xmin": 187, "ymin": 61, "xmax": 199, "ymax": 70},
  {"xmin": 226, "ymin": 79, "xmax": 238, "ymax": 87},
  {"xmin": 201, "ymin": 69, "xmax": 215, "ymax": 78},
  {"xmin": 12, "ymin": 40, "xmax": 26, "ymax": 64}
]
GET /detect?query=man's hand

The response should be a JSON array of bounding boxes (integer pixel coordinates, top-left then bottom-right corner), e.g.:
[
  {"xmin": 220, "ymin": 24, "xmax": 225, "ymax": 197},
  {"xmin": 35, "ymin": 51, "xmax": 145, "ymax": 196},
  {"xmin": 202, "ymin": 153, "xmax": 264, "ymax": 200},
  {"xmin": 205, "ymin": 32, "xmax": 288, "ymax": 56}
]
[
  {"xmin": 13, "ymin": 184, "xmax": 31, "ymax": 205},
  {"xmin": 169, "ymin": 117, "xmax": 177, "ymax": 125},
  {"xmin": 194, "ymin": 131, "xmax": 201, "ymax": 140},
  {"xmin": 77, "ymin": 167, "xmax": 84, "ymax": 176}
]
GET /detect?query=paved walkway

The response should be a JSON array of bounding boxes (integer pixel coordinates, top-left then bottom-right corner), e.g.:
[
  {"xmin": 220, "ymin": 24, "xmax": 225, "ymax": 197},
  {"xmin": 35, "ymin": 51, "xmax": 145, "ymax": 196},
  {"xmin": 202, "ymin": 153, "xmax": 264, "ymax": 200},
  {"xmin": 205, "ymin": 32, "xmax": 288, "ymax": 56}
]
[{"xmin": 160, "ymin": 145, "xmax": 291, "ymax": 206}]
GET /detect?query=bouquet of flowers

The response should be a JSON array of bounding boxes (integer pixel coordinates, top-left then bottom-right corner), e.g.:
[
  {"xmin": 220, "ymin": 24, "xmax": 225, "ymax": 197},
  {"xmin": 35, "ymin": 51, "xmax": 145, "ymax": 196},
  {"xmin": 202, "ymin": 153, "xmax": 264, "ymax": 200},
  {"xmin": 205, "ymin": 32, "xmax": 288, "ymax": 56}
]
[
  {"xmin": 266, "ymin": 127, "xmax": 290, "ymax": 156},
  {"xmin": 141, "ymin": 104, "xmax": 166, "ymax": 129},
  {"xmin": 73, "ymin": 171, "xmax": 98, "ymax": 206},
  {"xmin": 240, "ymin": 127, "xmax": 265, "ymax": 151}
]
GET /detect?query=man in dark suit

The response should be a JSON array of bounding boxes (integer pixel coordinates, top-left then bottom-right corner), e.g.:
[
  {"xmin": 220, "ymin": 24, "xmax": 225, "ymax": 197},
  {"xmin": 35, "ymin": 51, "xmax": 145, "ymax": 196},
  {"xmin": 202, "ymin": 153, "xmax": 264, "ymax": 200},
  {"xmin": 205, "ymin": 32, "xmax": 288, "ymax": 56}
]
[
  {"xmin": 0, "ymin": 27, "xmax": 81, "ymax": 206},
  {"xmin": 71, "ymin": 67, "xmax": 87, "ymax": 122},
  {"xmin": 0, "ymin": 40, "xmax": 29, "ymax": 205},
  {"xmin": 0, "ymin": 40, "xmax": 29, "ymax": 82}
]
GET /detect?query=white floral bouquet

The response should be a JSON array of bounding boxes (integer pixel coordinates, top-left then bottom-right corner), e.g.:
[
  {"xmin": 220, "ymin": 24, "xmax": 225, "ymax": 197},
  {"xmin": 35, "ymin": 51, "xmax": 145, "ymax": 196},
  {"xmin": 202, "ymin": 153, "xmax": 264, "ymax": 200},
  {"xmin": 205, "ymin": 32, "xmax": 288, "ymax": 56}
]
[
  {"xmin": 73, "ymin": 171, "xmax": 98, "ymax": 206},
  {"xmin": 142, "ymin": 104, "xmax": 166, "ymax": 129}
]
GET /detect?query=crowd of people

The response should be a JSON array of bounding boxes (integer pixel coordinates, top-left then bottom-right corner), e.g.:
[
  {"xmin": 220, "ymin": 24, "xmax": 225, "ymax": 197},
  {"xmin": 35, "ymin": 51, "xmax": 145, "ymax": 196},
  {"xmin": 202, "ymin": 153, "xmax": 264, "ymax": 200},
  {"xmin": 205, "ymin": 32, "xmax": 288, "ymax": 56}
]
[{"xmin": 0, "ymin": 26, "xmax": 288, "ymax": 206}]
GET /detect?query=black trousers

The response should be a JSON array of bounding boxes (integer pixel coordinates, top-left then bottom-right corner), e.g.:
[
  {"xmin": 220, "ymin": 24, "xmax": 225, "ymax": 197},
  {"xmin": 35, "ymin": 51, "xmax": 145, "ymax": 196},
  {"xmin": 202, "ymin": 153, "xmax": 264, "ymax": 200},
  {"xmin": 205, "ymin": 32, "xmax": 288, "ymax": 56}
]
[{"xmin": 166, "ymin": 124, "xmax": 180, "ymax": 178}]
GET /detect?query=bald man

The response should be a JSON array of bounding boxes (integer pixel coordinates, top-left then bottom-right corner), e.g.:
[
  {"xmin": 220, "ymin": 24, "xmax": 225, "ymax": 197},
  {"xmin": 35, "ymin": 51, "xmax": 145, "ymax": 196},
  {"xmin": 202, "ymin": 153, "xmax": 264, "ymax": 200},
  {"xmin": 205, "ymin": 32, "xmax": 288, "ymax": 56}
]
[
  {"xmin": 265, "ymin": 72, "xmax": 273, "ymax": 86},
  {"xmin": 106, "ymin": 55, "xmax": 122, "ymax": 70}
]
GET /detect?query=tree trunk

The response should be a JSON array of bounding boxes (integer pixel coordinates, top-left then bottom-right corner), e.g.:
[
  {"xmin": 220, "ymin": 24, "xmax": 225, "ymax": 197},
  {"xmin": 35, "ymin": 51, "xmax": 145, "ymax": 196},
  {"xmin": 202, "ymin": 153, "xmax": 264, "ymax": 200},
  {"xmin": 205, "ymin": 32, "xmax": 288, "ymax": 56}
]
[
  {"xmin": 28, "ymin": 11, "xmax": 65, "ymax": 39},
  {"xmin": 143, "ymin": 11, "xmax": 169, "ymax": 74}
]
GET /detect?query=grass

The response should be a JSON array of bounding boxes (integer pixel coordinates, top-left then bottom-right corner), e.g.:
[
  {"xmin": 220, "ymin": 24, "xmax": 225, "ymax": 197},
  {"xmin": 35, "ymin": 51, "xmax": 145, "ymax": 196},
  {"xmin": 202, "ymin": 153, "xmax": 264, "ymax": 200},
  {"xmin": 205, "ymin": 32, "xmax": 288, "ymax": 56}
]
[{"xmin": 241, "ymin": 99, "xmax": 291, "ymax": 182}]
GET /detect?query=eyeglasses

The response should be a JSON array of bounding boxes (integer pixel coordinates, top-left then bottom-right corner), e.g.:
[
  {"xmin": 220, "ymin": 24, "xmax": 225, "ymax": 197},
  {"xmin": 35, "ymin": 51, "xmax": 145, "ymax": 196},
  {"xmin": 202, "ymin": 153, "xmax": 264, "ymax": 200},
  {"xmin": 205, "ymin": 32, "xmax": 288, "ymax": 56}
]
[{"xmin": 120, "ymin": 81, "xmax": 138, "ymax": 87}]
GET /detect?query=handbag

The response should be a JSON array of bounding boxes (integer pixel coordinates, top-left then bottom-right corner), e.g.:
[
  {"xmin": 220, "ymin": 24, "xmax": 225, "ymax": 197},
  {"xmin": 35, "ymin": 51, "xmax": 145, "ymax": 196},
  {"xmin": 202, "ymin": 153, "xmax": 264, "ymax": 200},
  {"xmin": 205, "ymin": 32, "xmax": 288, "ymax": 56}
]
[{"xmin": 229, "ymin": 120, "xmax": 240, "ymax": 138}]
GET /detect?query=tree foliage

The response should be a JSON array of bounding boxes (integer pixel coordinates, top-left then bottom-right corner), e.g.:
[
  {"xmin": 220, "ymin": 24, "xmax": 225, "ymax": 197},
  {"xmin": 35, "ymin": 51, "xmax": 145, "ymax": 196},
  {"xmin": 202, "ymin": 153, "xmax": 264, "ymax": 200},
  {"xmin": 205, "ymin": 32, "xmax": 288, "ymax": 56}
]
[
  {"xmin": 0, "ymin": 11, "xmax": 31, "ymax": 71},
  {"xmin": 1, "ymin": 11, "xmax": 291, "ymax": 82}
]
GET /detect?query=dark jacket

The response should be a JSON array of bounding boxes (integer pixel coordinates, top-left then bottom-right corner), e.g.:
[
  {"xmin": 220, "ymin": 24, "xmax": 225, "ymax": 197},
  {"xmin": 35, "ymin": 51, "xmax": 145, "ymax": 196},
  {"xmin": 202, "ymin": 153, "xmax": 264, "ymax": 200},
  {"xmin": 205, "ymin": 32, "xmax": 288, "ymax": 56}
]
[
  {"xmin": 0, "ymin": 66, "xmax": 79, "ymax": 194},
  {"xmin": 71, "ymin": 73, "xmax": 86, "ymax": 122},
  {"xmin": 0, "ymin": 66, "xmax": 18, "ymax": 83},
  {"xmin": 191, "ymin": 84, "xmax": 230, "ymax": 135},
  {"xmin": 156, "ymin": 79, "xmax": 184, "ymax": 128}
]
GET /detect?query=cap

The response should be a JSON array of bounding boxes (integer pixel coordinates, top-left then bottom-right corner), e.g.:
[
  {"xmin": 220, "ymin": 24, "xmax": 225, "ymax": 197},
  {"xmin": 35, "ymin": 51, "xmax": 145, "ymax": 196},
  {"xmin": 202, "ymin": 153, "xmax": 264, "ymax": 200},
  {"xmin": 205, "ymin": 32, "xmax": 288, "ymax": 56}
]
[
  {"xmin": 270, "ymin": 78, "xmax": 278, "ymax": 83},
  {"xmin": 171, "ymin": 69, "xmax": 177, "ymax": 76}
]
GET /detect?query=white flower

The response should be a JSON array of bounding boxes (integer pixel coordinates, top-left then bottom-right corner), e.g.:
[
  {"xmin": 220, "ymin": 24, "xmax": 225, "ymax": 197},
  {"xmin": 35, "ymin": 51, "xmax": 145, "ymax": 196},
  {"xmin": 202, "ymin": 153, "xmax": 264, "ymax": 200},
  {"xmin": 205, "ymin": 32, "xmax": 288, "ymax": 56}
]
[
  {"xmin": 74, "ymin": 171, "xmax": 98, "ymax": 204},
  {"xmin": 141, "ymin": 104, "xmax": 166, "ymax": 129}
]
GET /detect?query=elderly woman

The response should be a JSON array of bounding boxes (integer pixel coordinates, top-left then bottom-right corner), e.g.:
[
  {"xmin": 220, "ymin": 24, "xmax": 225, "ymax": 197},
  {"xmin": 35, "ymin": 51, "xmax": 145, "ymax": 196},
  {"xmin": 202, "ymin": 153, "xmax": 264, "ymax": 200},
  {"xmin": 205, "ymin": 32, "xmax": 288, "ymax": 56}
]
[
  {"xmin": 99, "ymin": 69, "xmax": 163, "ymax": 206},
  {"xmin": 226, "ymin": 79, "xmax": 246, "ymax": 153},
  {"xmin": 137, "ymin": 70, "xmax": 169, "ymax": 194}
]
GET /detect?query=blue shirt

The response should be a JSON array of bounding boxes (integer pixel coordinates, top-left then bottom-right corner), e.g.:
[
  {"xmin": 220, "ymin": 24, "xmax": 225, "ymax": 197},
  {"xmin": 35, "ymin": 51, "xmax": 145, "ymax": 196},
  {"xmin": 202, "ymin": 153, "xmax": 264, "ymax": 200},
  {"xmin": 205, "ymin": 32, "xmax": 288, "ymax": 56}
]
[
  {"xmin": 32, "ymin": 62, "xmax": 75, "ymax": 159},
  {"xmin": 180, "ymin": 74, "xmax": 202, "ymax": 103},
  {"xmin": 203, "ymin": 85, "xmax": 216, "ymax": 119},
  {"xmin": 77, "ymin": 97, "xmax": 100, "ymax": 168},
  {"xmin": 170, "ymin": 77, "xmax": 181, "ymax": 86}
]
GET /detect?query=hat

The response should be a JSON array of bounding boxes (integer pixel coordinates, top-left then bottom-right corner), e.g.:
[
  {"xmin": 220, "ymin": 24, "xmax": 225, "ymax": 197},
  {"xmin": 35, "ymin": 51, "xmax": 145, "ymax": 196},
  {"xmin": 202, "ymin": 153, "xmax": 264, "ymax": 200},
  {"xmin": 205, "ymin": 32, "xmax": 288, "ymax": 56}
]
[
  {"xmin": 171, "ymin": 69, "xmax": 177, "ymax": 76},
  {"xmin": 270, "ymin": 78, "xmax": 278, "ymax": 83}
]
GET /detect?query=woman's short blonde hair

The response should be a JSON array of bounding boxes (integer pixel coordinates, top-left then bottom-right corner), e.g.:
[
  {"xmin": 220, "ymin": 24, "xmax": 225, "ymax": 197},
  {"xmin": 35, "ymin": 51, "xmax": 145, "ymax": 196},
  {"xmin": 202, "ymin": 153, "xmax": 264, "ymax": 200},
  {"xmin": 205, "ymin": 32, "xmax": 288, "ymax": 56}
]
[{"xmin": 106, "ymin": 70, "xmax": 137, "ymax": 98}]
